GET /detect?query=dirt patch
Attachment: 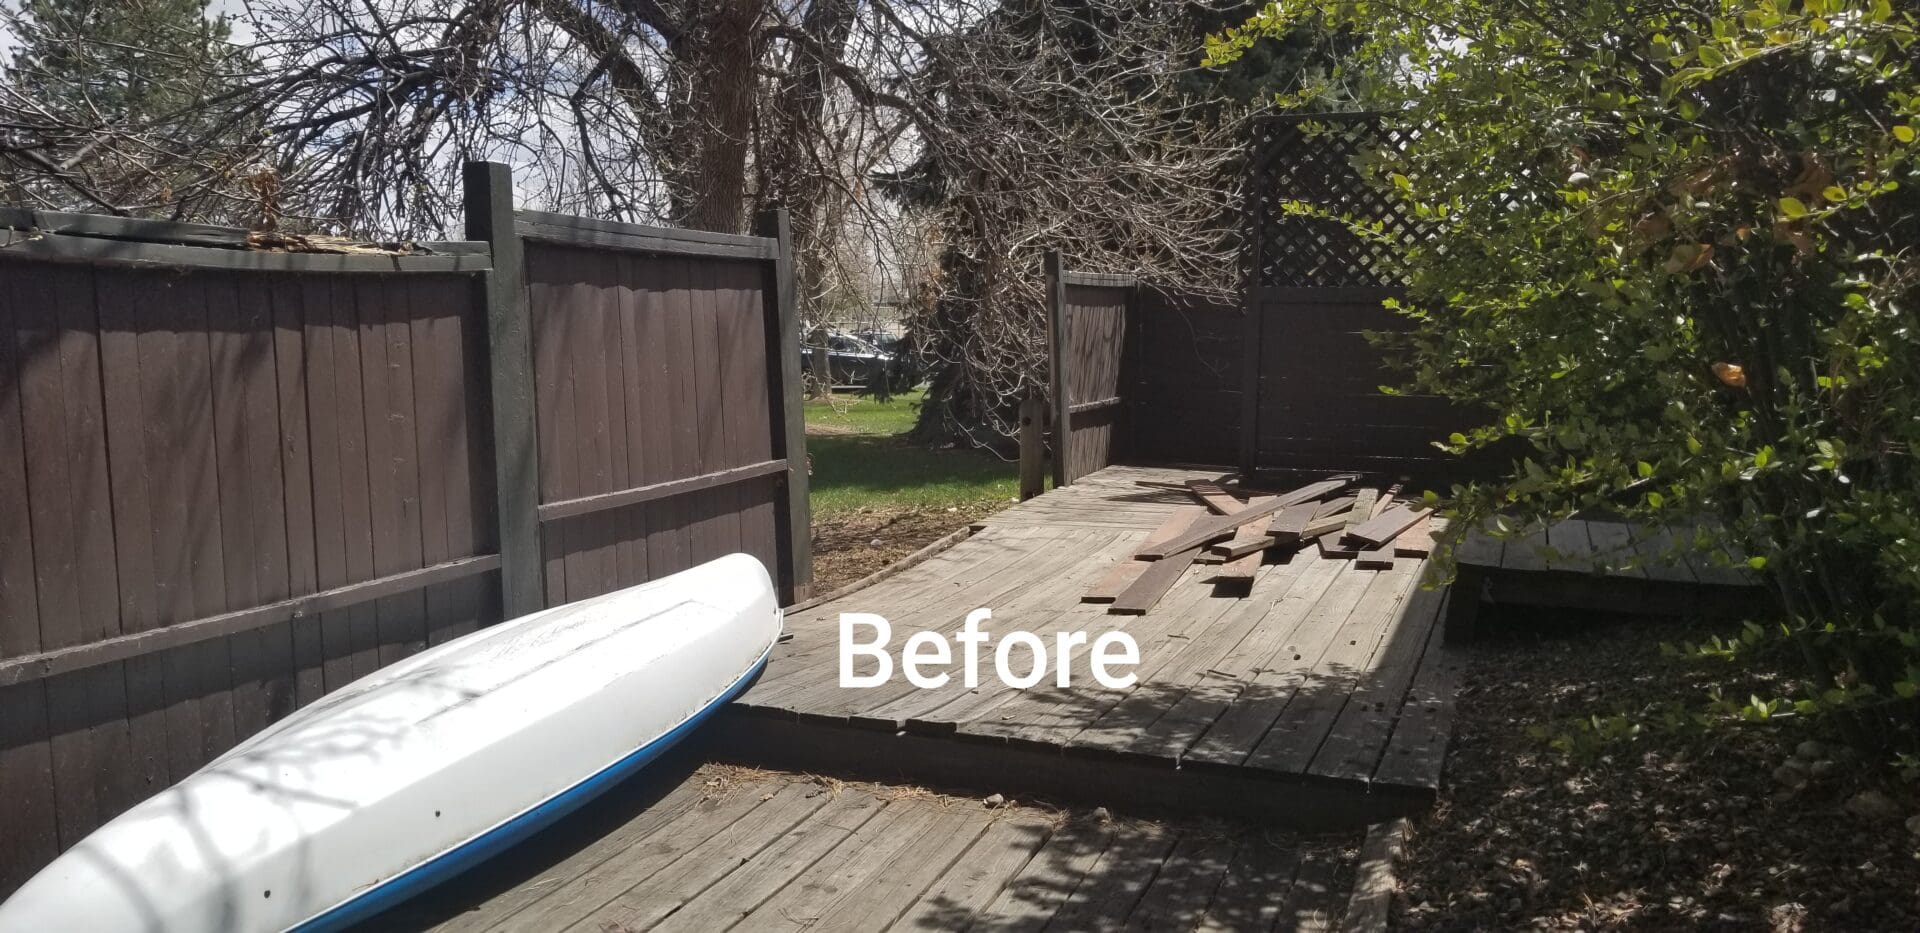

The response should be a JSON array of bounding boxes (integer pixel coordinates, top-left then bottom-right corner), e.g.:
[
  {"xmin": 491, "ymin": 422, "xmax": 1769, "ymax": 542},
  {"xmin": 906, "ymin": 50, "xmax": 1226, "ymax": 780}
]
[
  {"xmin": 810, "ymin": 503, "xmax": 1005, "ymax": 594},
  {"xmin": 1397, "ymin": 612, "xmax": 1920, "ymax": 930}
]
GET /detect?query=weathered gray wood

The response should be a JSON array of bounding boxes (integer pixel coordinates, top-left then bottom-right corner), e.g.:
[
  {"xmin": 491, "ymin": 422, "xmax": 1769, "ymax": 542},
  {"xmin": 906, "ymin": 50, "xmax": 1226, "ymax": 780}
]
[
  {"xmin": 1340, "ymin": 819, "xmax": 1409, "ymax": 933},
  {"xmin": 1061, "ymin": 270, "xmax": 1139, "ymax": 288},
  {"xmin": 1319, "ymin": 488, "xmax": 1380, "ymax": 559},
  {"xmin": 1066, "ymin": 395, "xmax": 1123, "ymax": 416},
  {"xmin": 650, "ymin": 790, "xmax": 888, "ymax": 933},
  {"xmin": 464, "ymin": 160, "xmax": 544, "ymax": 618},
  {"xmin": 1047, "ymin": 820, "xmax": 1177, "ymax": 929},
  {"xmin": 1122, "ymin": 832, "xmax": 1237, "ymax": 932},
  {"xmin": 1307, "ymin": 582, "xmax": 1447, "ymax": 782},
  {"xmin": 1374, "ymin": 596, "xmax": 1467, "ymax": 790},
  {"xmin": 759, "ymin": 208, "xmax": 812, "ymax": 604},
  {"xmin": 1545, "ymin": 518, "xmax": 1596, "ymax": 574},
  {"xmin": 1196, "ymin": 838, "xmax": 1302, "ymax": 933},
  {"xmin": 885, "ymin": 813, "xmax": 1056, "ymax": 932},
  {"xmin": 974, "ymin": 814, "xmax": 1114, "ymax": 931},
  {"xmin": 515, "ymin": 210, "xmax": 778, "ymax": 260}
]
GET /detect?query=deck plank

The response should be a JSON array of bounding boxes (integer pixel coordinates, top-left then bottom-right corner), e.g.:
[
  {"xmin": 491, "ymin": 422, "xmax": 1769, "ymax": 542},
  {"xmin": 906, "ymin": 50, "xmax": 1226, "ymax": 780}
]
[{"xmin": 884, "ymin": 812, "xmax": 1056, "ymax": 932}]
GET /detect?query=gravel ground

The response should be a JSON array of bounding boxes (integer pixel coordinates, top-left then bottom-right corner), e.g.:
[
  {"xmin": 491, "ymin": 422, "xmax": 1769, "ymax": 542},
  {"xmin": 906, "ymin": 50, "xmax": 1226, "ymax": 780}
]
[
  {"xmin": 1397, "ymin": 610, "xmax": 1920, "ymax": 931},
  {"xmin": 808, "ymin": 503, "xmax": 1006, "ymax": 594}
]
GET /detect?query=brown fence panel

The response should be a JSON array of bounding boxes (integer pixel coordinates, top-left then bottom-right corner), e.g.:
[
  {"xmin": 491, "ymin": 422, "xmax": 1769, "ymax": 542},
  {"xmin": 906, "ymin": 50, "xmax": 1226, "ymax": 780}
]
[
  {"xmin": 507, "ymin": 208, "xmax": 808, "ymax": 607},
  {"xmin": 1240, "ymin": 114, "xmax": 1480, "ymax": 480},
  {"xmin": 1124, "ymin": 287, "xmax": 1241, "ymax": 467},
  {"xmin": 1045, "ymin": 253, "xmax": 1133, "ymax": 485},
  {"xmin": 0, "ymin": 237, "xmax": 500, "ymax": 895}
]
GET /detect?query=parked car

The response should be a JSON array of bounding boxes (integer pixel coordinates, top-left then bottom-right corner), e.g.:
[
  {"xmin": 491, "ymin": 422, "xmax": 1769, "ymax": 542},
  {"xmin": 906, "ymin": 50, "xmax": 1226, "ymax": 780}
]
[{"xmin": 801, "ymin": 330, "xmax": 919, "ymax": 392}]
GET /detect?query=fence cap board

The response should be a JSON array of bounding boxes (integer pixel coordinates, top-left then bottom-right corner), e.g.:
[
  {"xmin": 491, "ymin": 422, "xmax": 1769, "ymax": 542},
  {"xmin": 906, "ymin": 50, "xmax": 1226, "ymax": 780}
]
[
  {"xmin": 0, "ymin": 206, "xmax": 250, "ymax": 248},
  {"xmin": 0, "ymin": 229, "xmax": 491, "ymax": 274},
  {"xmin": 1062, "ymin": 270, "xmax": 1139, "ymax": 289},
  {"xmin": 514, "ymin": 210, "xmax": 778, "ymax": 260}
]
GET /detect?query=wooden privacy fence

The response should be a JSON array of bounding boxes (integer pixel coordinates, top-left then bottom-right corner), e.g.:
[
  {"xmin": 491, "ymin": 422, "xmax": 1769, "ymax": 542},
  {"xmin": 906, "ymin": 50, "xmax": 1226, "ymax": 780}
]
[
  {"xmin": 1239, "ymin": 114, "xmax": 1474, "ymax": 479},
  {"xmin": 0, "ymin": 165, "xmax": 809, "ymax": 895},
  {"xmin": 1039, "ymin": 252, "xmax": 1241, "ymax": 486}
]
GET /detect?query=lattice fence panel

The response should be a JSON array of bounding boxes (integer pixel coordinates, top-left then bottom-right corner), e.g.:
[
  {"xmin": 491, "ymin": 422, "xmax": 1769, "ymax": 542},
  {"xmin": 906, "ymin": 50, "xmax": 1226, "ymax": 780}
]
[{"xmin": 1248, "ymin": 115, "xmax": 1422, "ymax": 289}]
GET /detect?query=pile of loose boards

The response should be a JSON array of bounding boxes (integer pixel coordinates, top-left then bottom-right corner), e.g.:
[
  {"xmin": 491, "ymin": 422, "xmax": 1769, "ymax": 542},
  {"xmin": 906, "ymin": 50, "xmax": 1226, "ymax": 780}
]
[{"xmin": 1083, "ymin": 474, "xmax": 1440, "ymax": 615}]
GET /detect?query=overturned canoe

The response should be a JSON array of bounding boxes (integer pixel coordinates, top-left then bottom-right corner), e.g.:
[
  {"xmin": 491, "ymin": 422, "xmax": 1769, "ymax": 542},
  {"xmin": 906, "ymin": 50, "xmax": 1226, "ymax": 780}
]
[{"xmin": 0, "ymin": 553, "xmax": 782, "ymax": 933}]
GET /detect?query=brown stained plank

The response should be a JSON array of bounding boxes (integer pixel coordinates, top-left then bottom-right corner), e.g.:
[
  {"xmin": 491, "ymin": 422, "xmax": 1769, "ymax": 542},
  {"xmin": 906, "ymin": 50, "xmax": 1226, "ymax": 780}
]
[
  {"xmin": 652, "ymin": 789, "xmax": 889, "ymax": 933},
  {"xmin": 406, "ymin": 277, "xmax": 457, "ymax": 645},
  {"xmin": 1266, "ymin": 502, "xmax": 1319, "ymax": 543},
  {"xmin": 526, "ymin": 248, "xmax": 569, "ymax": 601},
  {"xmin": 1046, "ymin": 819, "xmax": 1179, "ymax": 931},
  {"xmin": 1109, "ymin": 547, "xmax": 1200, "ymax": 615},
  {"xmin": 1248, "ymin": 563, "xmax": 1419, "ymax": 774},
  {"xmin": 1181, "ymin": 565, "xmax": 1374, "ymax": 769},
  {"xmin": 1346, "ymin": 505, "xmax": 1432, "ymax": 547},
  {"xmin": 621, "ymin": 254, "xmax": 677, "ymax": 580},
  {"xmin": 1085, "ymin": 506, "xmax": 1205, "ymax": 603},
  {"xmin": 1137, "ymin": 479, "xmax": 1348, "ymax": 559},
  {"xmin": 1212, "ymin": 543, "xmax": 1267, "ymax": 586},
  {"xmin": 971, "ymin": 814, "xmax": 1115, "ymax": 932},
  {"xmin": 0, "ymin": 683, "xmax": 59, "ymax": 896},
  {"xmin": 205, "ymin": 276, "xmax": 269, "ymax": 738},
  {"xmin": 1195, "ymin": 837, "xmax": 1303, "ymax": 933},
  {"xmin": 664, "ymin": 258, "xmax": 706, "ymax": 572},
  {"xmin": 0, "ymin": 281, "xmax": 41, "ymax": 661},
  {"xmin": 327, "ymin": 277, "xmax": 379, "ymax": 680},
  {"xmin": 299, "ymin": 278, "xmax": 354, "ymax": 693},
  {"xmin": 1372, "ymin": 599, "xmax": 1468, "ymax": 791},
  {"xmin": 1318, "ymin": 488, "xmax": 1379, "ymax": 560},
  {"xmin": 1391, "ymin": 514, "xmax": 1436, "ymax": 558},
  {"xmin": 1185, "ymin": 479, "xmax": 1242, "ymax": 515},
  {"xmin": 489, "ymin": 778, "xmax": 779, "ymax": 932},
  {"xmin": 685, "ymin": 259, "xmax": 737, "ymax": 565},
  {"xmin": 577, "ymin": 779, "xmax": 834, "ymax": 930},
  {"xmin": 885, "ymin": 813, "xmax": 1056, "ymax": 932},
  {"xmin": 735, "ymin": 793, "xmax": 955, "ymax": 933},
  {"xmin": 14, "ymin": 265, "xmax": 84, "ymax": 651},
  {"xmin": 1306, "ymin": 581, "xmax": 1449, "ymax": 783},
  {"xmin": 1122, "ymin": 832, "xmax": 1237, "ymax": 932},
  {"xmin": 267, "ymin": 278, "xmax": 326, "ymax": 702}
]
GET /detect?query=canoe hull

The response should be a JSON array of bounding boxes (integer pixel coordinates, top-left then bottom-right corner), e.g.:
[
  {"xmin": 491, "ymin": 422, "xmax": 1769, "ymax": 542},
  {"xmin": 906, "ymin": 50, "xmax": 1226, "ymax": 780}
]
[{"xmin": 0, "ymin": 553, "xmax": 781, "ymax": 933}]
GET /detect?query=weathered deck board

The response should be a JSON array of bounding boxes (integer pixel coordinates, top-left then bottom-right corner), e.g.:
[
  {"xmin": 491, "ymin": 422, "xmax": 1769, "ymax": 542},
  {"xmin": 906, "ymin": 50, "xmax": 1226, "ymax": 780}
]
[{"xmin": 725, "ymin": 465, "xmax": 1462, "ymax": 822}]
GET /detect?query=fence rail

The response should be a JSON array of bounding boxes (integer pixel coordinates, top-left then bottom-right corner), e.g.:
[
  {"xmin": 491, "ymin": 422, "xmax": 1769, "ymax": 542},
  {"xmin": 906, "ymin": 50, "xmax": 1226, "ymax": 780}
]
[{"xmin": 0, "ymin": 165, "xmax": 810, "ymax": 895}]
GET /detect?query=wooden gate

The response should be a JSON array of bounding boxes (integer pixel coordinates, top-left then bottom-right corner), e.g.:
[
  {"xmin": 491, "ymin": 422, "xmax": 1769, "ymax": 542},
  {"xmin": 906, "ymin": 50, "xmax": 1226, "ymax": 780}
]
[{"xmin": 1045, "ymin": 252, "xmax": 1132, "ymax": 485}]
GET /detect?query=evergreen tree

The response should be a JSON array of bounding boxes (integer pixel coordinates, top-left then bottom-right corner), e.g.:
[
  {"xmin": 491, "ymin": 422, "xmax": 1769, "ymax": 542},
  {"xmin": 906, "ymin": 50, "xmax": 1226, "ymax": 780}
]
[{"xmin": 3, "ymin": 0, "xmax": 254, "ymax": 216}]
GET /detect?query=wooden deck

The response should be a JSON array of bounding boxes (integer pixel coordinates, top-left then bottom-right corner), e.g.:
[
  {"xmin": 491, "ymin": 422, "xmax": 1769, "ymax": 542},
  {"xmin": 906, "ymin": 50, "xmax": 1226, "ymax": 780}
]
[
  {"xmin": 716, "ymin": 466, "xmax": 1465, "ymax": 827},
  {"xmin": 388, "ymin": 755, "xmax": 1364, "ymax": 932},
  {"xmin": 1445, "ymin": 518, "xmax": 1772, "ymax": 642}
]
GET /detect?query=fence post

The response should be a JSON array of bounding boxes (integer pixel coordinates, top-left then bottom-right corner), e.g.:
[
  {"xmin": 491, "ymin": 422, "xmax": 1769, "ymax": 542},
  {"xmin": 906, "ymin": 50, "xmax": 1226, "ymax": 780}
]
[
  {"xmin": 1018, "ymin": 391, "xmax": 1046, "ymax": 500},
  {"xmin": 1045, "ymin": 250, "xmax": 1071, "ymax": 487},
  {"xmin": 758, "ymin": 208, "xmax": 813, "ymax": 604},
  {"xmin": 462, "ymin": 161, "xmax": 545, "ymax": 619}
]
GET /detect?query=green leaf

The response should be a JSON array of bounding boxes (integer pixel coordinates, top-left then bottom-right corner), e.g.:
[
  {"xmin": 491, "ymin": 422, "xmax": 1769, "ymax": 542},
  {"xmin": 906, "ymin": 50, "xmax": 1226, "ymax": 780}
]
[
  {"xmin": 1636, "ymin": 460, "xmax": 1654, "ymax": 478},
  {"xmin": 1778, "ymin": 197, "xmax": 1809, "ymax": 218},
  {"xmin": 1896, "ymin": 125, "xmax": 1916, "ymax": 143},
  {"xmin": 1746, "ymin": 555, "xmax": 1767, "ymax": 570}
]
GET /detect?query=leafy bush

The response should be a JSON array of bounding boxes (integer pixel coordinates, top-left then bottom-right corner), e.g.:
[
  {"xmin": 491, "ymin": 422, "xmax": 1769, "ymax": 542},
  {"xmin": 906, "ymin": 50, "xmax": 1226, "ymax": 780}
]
[{"xmin": 1209, "ymin": 1, "xmax": 1920, "ymax": 736}]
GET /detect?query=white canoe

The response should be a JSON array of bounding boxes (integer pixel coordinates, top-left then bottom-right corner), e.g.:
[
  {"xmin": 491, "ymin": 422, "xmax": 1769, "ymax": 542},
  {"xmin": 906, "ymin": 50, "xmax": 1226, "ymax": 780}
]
[{"xmin": 0, "ymin": 553, "xmax": 781, "ymax": 933}]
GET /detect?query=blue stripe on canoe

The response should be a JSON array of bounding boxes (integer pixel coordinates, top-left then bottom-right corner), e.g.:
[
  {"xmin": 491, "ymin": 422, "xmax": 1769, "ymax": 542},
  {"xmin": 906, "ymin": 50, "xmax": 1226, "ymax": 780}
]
[{"xmin": 293, "ymin": 647, "xmax": 771, "ymax": 933}]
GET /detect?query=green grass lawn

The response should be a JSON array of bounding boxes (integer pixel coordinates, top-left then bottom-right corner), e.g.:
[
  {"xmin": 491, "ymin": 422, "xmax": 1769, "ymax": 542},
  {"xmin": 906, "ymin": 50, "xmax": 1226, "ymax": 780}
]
[{"xmin": 805, "ymin": 389, "xmax": 1023, "ymax": 516}]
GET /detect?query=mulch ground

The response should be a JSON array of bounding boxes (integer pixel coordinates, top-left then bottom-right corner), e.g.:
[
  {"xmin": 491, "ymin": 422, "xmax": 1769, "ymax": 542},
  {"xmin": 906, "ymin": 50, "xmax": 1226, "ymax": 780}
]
[
  {"xmin": 1397, "ymin": 610, "xmax": 1920, "ymax": 931},
  {"xmin": 808, "ymin": 503, "xmax": 1006, "ymax": 594}
]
